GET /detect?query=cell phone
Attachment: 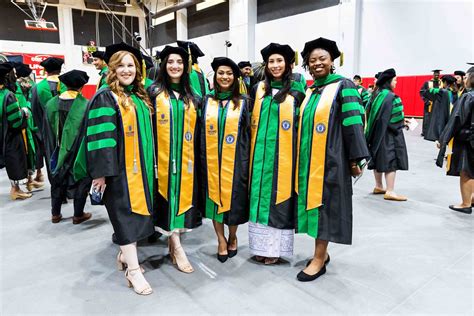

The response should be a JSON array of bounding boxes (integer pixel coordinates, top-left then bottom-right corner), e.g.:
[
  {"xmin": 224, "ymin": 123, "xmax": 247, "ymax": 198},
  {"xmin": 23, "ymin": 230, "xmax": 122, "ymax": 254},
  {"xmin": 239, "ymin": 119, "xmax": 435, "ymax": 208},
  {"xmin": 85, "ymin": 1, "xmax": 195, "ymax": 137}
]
[{"xmin": 89, "ymin": 184, "xmax": 105, "ymax": 205}]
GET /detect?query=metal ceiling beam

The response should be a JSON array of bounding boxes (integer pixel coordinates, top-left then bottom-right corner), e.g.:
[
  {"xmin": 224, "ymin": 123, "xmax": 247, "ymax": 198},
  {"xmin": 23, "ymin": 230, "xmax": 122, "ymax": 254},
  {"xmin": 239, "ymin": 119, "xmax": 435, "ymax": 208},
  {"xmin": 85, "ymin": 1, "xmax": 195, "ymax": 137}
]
[{"xmin": 150, "ymin": 0, "xmax": 203, "ymax": 19}]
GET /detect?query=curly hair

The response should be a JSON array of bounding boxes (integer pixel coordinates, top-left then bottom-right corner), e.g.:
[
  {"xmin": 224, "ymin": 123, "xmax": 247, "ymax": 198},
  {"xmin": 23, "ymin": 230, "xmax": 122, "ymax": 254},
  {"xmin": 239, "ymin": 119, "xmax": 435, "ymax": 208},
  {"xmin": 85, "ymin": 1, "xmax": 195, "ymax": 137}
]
[{"xmin": 106, "ymin": 51, "xmax": 152, "ymax": 111}]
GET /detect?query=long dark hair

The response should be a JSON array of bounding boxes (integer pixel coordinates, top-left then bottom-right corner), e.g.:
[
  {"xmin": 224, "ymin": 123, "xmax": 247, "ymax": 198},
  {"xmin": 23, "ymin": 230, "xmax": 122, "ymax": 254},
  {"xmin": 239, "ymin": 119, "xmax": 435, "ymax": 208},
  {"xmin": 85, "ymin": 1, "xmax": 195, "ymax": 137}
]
[
  {"xmin": 263, "ymin": 58, "xmax": 292, "ymax": 103},
  {"xmin": 213, "ymin": 68, "xmax": 241, "ymax": 110},
  {"xmin": 156, "ymin": 54, "xmax": 195, "ymax": 107},
  {"xmin": 0, "ymin": 70, "xmax": 17, "ymax": 93}
]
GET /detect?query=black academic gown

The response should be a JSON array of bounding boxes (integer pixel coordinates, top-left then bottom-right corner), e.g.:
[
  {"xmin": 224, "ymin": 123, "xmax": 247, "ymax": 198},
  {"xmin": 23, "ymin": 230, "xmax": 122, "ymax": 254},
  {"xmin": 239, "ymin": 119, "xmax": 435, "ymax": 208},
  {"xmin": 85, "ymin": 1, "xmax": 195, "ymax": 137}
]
[
  {"xmin": 83, "ymin": 89, "xmax": 155, "ymax": 245},
  {"xmin": 366, "ymin": 89, "xmax": 409, "ymax": 172},
  {"xmin": 0, "ymin": 89, "xmax": 28, "ymax": 180},
  {"xmin": 199, "ymin": 95, "xmax": 250, "ymax": 226},
  {"xmin": 420, "ymin": 79, "xmax": 441, "ymax": 136},
  {"xmin": 437, "ymin": 91, "xmax": 474, "ymax": 178},
  {"xmin": 30, "ymin": 80, "xmax": 60, "ymax": 171},
  {"xmin": 425, "ymin": 89, "xmax": 453, "ymax": 141}
]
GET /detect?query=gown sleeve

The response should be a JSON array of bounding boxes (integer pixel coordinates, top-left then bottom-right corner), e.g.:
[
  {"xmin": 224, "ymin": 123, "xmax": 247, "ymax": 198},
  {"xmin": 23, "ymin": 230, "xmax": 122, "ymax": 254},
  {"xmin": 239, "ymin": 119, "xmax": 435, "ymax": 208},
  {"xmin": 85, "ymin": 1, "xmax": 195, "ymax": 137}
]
[
  {"xmin": 387, "ymin": 94, "xmax": 405, "ymax": 133},
  {"xmin": 338, "ymin": 79, "xmax": 370, "ymax": 161},
  {"xmin": 5, "ymin": 92, "xmax": 26, "ymax": 131},
  {"xmin": 85, "ymin": 90, "xmax": 120, "ymax": 179}
]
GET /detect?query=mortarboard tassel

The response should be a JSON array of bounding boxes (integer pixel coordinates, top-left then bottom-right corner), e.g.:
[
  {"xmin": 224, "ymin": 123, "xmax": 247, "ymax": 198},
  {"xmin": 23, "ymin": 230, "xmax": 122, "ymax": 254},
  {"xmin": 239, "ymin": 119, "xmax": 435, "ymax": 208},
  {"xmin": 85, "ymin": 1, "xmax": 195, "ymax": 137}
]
[
  {"xmin": 187, "ymin": 45, "xmax": 192, "ymax": 74},
  {"xmin": 294, "ymin": 51, "xmax": 299, "ymax": 66},
  {"xmin": 142, "ymin": 59, "xmax": 146, "ymax": 85},
  {"xmin": 340, "ymin": 52, "xmax": 344, "ymax": 67}
]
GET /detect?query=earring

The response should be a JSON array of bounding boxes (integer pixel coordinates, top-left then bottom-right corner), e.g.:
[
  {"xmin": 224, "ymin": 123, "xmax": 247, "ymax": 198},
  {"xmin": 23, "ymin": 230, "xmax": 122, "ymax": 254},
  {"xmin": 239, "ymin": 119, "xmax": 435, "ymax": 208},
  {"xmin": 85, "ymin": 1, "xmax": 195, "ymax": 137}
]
[{"xmin": 331, "ymin": 65, "xmax": 336, "ymax": 73}]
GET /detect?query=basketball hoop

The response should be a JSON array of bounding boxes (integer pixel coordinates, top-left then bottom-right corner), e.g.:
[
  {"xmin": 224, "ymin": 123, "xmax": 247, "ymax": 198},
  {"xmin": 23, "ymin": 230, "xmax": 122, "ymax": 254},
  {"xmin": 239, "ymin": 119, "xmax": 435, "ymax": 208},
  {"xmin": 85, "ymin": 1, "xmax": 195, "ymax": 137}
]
[{"xmin": 24, "ymin": 18, "xmax": 58, "ymax": 31}]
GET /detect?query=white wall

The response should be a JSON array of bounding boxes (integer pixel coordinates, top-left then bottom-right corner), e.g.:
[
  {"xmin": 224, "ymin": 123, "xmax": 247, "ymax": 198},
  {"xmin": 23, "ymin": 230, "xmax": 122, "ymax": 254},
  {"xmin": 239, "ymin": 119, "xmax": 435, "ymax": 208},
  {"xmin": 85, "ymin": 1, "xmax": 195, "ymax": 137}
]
[{"xmin": 359, "ymin": 0, "xmax": 474, "ymax": 76}]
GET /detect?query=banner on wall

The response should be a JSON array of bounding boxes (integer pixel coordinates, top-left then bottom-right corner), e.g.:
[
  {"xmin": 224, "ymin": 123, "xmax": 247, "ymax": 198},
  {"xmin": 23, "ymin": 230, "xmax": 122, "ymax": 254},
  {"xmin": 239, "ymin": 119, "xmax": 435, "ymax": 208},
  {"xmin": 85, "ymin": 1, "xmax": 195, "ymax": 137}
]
[
  {"xmin": 82, "ymin": 41, "xmax": 98, "ymax": 65},
  {"xmin": 1, "ymin": 52, "xmax": 65, "ymax": 81}
]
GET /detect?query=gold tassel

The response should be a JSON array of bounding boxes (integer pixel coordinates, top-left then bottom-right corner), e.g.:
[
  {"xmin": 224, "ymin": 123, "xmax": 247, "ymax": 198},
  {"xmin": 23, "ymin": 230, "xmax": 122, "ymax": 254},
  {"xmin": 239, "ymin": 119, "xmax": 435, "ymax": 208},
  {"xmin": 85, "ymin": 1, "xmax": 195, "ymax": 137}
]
[
  {"xmin": 294, "ymin": 51, "xmax": 299, "ymax": 66},
  {"xmin": 239, "ymin": 77, "xmax": 247, "ymax": 95},
  {"xmin": 142, "ymin": 60, "xmax": 146, "ymax": 85},
  {"xmin": 187, "ymin": 45, "xmax": 192, "ymax": 74},
  {"xmin": 340, "ymin": 52, "xmax": 344, "ymax": 67}
]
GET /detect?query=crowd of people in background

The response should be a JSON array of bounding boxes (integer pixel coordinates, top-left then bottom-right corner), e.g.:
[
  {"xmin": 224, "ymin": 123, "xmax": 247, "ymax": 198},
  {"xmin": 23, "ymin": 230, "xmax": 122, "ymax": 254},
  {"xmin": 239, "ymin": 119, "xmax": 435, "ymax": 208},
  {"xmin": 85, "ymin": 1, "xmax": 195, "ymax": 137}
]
[{"xmin": 0, "ymin": 37, "xmax": 472, "ymax": 296}]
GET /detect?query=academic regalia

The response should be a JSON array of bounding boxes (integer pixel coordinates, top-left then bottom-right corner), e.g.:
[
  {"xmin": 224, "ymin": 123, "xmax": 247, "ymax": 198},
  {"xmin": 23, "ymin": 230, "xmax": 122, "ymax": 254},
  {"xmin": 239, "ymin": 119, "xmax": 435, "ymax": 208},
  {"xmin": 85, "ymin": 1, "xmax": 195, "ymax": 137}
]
[
  {"xmin": 295, "ymin": 74, "xmax": 369, "ymax": 243},
  {"xmin": 177, "ymin": 40, "xmax": 210, "ymax": 98},
  {"xmin": 238, "ymin": 61, "xmax": 255, "ymax": 92},
  {"xmin": 420, "ymin": 76, "xmax": 442, "ymax": 136},
  {"xmin": 292, "ymin": 72, "xmax": 308, "ymax": 91},
  {"xmin": 436, "ymin": 91, "xmax": 474, "ymax": 178},
  {"xmin": 152, "ymin": 87, "xmax": 202, "ymax": 233},
  {"xmin": 424, "ymin": 87, "xmax": 454, "ymax": 141},
  {"xmin": 97, "ymin": 66, "xmax": 108, "ymax": 91},
  {"xmin": 44, "ymin": 70, "xmax": 91, "ymax": 216},
  {"xmin": 365, "ymin": 76, "xmax": 409, "ymax": 173},
  {"xmin": 14, "ymin": 82, "xmax": 36, "ymax": 171},
  {"xmin": 357, "ymin": 84, "xmax": 371, "ymax": 108},
  {"xmin": 200, "ymin": 93, "xmax": 250, "ymax": 225},
  {"xmin": 74, "ymin": 87, "xmax": 155, "ymax": 245},
  {"xmin": 30, "ymin": 76, "xmax": 66, "ymax": 174},
  {"xmin": 0, "ymin": 87, "xmax": 28, "ymax": 180}
]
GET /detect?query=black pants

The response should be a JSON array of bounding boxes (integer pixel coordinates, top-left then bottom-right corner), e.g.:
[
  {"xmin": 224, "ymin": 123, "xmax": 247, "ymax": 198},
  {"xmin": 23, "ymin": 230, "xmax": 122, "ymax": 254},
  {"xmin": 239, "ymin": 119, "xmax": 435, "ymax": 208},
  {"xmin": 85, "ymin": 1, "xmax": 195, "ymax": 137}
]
[{"xmin": 51, "ymin": 180, "xmax": 89, "ymax": 217}]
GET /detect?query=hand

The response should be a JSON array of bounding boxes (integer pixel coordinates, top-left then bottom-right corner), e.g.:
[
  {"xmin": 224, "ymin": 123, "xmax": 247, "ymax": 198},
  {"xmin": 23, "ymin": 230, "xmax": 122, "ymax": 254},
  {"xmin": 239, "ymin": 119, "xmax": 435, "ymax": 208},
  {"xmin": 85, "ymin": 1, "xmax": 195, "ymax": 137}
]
[
  {"xmin": 21, "ymin": 108, "xmax": 30, "ymax": 119},
  {"xmin": 92, "ymin": 177, "xmax": 106, "ymax": 193},
  {"xmin": 435, "ymin": 141, "xmax": 441, "ymax": 149}
]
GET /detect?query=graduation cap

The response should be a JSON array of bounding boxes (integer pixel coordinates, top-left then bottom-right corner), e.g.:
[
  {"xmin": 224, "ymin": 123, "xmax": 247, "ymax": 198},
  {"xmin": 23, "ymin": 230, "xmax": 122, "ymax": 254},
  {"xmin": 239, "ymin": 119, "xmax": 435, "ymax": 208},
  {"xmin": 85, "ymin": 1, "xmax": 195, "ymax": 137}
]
[
  {"xmin": 211, "ymin": 57, "xmax": 240, "ymax": 77},
  {"xmin": 260, "ymin": 43, "xmax": 295, "ymax": 63},
  {"xmin": 375, "ymin": 72, "xmax": 382, "ymax": 79},
  {"xmin": 238, "ymin": 61, "xmax": 252, "ymax": 69},
  {"xmin": 467, "ymin": 62, "xmax": 474, "ymax": 65},
  {"xmin": 143, "ymin": 55, "xmax": 154, "ymax": 71},
  {"xmin": 454, "ymin": 70, "xmax": 466, "ymax": 77},
  {"xmin": 59, "ymin": 70, "xmax": 89, "ymax": 89},
  {"xmin": 376, "ymin": 68, "xmax": 396, "ymax": 86},
  {"xmin": 301, "ymin": 37, "xmax": 341, "ymax": 64},
  {"xmin": 441, "ymin": 74, "xmax": 456, "ymax": 85},
  {"xmin": 104, "ymin": 42, "xmax": 143, "ymax": 65},
  {"xmin": 431, "ymin": 69, "xmax": 442, "ymax": 73},
  {"xmin": 40, "ymin": 57, "xmax": 64, "ymax": 73},
  {"xmin": 176, "ymin": 40, "xmax": 204, "ymax": 58},
  {"xmin": 91, "ymin": 50, "xmax": 106, "ymax": 60},
  {"xmin": 159, "ymin": 45, "xmax": 189, "ymax": 63},
  {"xmin": 13, "ymin": 62, "xmax": 32, "ymax": 78},
  {"xmin": 0, "ymin": 62, "xmax": 13, "ymax": 80}
]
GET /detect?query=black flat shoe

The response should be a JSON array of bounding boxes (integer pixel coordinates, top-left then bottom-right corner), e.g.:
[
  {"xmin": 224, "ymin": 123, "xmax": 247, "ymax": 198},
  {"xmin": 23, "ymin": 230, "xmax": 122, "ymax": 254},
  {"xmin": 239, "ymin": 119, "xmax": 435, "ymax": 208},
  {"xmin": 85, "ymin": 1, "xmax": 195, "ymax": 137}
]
[
  {"xmin": 297, "ymin": 265, "xmax": 326, "ymax": 282},
  {"xmin": 217, "ymin": 253, "xmax": 228, "ymax": 263},
  {"xmin": 449, "ymin": 205, "xmax": 472, "ymax": 214},
  {"xmin": 306, "ymin": 254, "xmax": 330, "ymax": 267}
]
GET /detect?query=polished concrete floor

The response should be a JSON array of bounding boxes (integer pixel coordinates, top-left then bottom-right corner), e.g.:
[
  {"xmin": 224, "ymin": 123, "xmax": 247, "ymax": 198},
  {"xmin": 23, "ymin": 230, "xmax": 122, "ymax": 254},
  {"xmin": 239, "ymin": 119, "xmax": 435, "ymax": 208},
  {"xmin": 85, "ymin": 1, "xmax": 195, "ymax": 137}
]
[{"xmin": 1, "ymin": 121, "xmax": 472, "ymax": 316}]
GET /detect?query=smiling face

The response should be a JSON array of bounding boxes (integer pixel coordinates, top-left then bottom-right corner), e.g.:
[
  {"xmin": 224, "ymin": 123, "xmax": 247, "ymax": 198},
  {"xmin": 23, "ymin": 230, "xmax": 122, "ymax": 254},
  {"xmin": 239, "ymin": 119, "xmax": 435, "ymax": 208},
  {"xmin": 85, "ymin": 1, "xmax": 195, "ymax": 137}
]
[
  {"xmin": 115, "ymin": 53, "xmax": 136, "ymax": 86},
  {"xmin": 241, "ymin": 66, "xmax": 252, "ymax": 77},
  {"xmin": 92, "ymin": 57, "xmax": 104, "ymax": 70},
  {"xmin": 267, "ymin": 54, "xmax": 286, "ymax": 80},
  {"xmin": 308, "ymin": 48, "xmax": 333, "ymax": 79},
  {"xmin": 216, "ymin": 65, "xmax": 234, "ymax": 91},
  {"xmin": 166, "ymin": 53, "xmax": 184, "ymax": 83}
]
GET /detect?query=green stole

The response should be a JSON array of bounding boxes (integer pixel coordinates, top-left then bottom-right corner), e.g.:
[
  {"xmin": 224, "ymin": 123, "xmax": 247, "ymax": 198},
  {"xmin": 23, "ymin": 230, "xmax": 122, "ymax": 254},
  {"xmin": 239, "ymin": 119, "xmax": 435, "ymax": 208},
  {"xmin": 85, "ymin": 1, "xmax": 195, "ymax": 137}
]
[
  {"xmin": 36, "ymin": 77, "xmax": 66, "ymax": 108},
  {"xmin": 365, "ymin": 89, "xmax": 390, "ymax": 139},
  {"xmin": 47, "ymin": 92, "xmax": 88, "ymax": 173},
  {"xmin": 189, "ymin": 64, "xmax": 210, "ymax": 97},
  {"xmin": 15, "ymin": 83, "xmax": 36, "ymax": 167}
]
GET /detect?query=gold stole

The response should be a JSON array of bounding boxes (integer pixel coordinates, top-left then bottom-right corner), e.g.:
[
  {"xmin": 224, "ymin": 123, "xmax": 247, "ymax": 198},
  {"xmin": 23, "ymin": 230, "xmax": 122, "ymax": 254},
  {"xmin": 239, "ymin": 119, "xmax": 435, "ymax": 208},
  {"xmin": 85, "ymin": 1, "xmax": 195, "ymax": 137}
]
[
  {"xmin": 250, "ymin": 82, "xmax": 294, "ymax": 205},
  {"xmin": 295, "ymin": 82, "xmax": 341, "ymax": 210},
  {"xmin": 205, "ymin": 98, "xmax": 242, "ymax": 213},
  {"xmin": 155, "ymin": 91, "xmax": 197, "ymax": 216},
  {"xmin": 446, "ymin": 97, "xmax": 455, "ymax": 172},
  {"xmin": 428, "ymin": 81, "xmax": 436, "ymax": 112},
  {"xmin": 118, "ymin": 102, "xmax": 149, "ymax": 216}
]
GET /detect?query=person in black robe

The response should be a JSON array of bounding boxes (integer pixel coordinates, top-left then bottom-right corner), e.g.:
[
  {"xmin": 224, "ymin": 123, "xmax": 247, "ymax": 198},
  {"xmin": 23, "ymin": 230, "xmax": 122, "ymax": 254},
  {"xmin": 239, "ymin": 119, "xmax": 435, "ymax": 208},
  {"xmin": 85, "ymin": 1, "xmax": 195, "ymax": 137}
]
[
  {"xmin": 238, "ymin": 61, "xmax": 255, "ymax": 92},
  {"xmin": 295, "ymin": 38, "xmax": 369, "ymax": 282},
  {"xmin": 0, "ymin": 62, "xmax": 32, "ymax": 200},
  {"xmin": 365, "ymin": 68, "xmax": 409, "ymax": 201},
  {"xmin": 454, "ymin": 70, "xmax": 467, "ymax": 99},
  {"xmin": 200, "ymin": 57, "xmax": 250, "ymax": 263},
  {"xmin": 30, "ymin": 57, "xmax": 65, "ymax": 183},
  {"xmin": 425, "ymin": 75, "xmax": 457, "ymax": 141},
  {"xmin": 420, "ymin": 69, "xmax": 442, "ymax": 137},
  {"xmin": 152, "ymin": 46, "xmax": 202, "ymax": 274},
  {"xmin": 74, "ymin": 43, "xmax": 155, "ymax": 295},
  {"xmin": 436, "ymin": 67, "xmax": 474, "ymax": 214},
  {"xmin": 44, "ymin": 70, "xmax": 92, "ymax": 224},
  {"xmin": 177, "ymin": 40, "xmax": 210, "ymax": 98},
  {"xmin": 92, "ymin": 50, "xmax": 108, "ymax": 90}
]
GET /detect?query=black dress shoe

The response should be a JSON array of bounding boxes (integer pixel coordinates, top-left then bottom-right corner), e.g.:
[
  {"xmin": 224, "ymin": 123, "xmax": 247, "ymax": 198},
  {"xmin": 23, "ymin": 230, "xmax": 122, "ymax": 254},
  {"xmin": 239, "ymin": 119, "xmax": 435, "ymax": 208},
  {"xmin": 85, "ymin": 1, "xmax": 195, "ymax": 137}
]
[
  {"xmin": 449, "ymin": 205, "xmax": 472, "ymax": 214},
  {"xmin": 217, "ymin": 253, "xmax": 228, "ymax": 263},
  {"xmin": 305, "ymin": 254, "xmax": 330, "ymax": 267},
  {"xmin": 297, "ymin": 265, "xmax": 326, "ymax": 282},
  {"xmin": 227, "ymin": 248, "xmax": 238, "ymax": 258}
]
